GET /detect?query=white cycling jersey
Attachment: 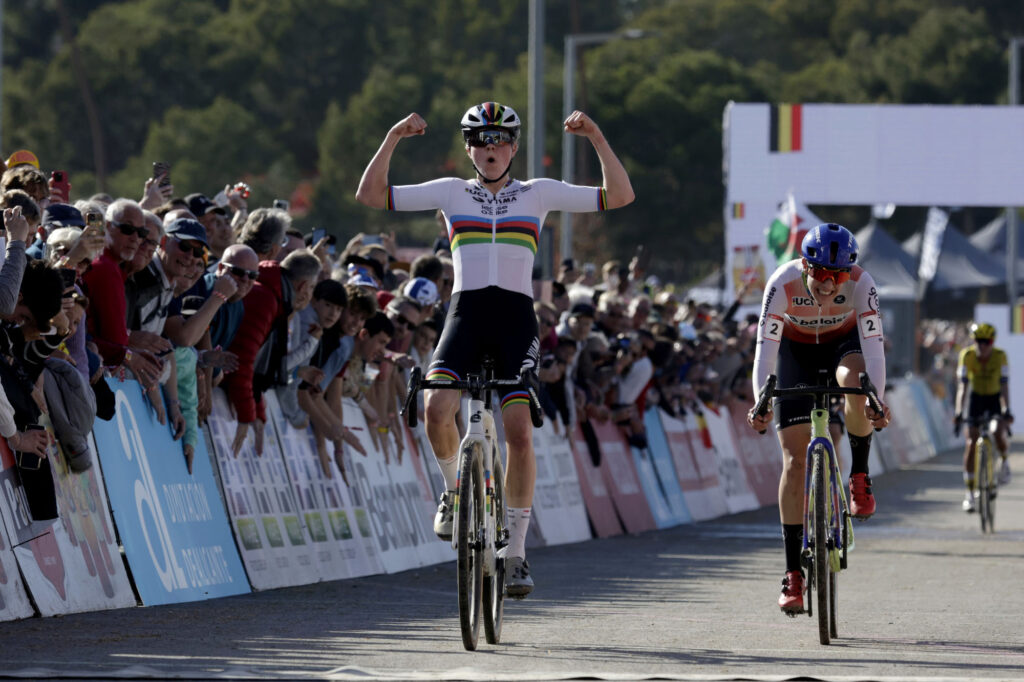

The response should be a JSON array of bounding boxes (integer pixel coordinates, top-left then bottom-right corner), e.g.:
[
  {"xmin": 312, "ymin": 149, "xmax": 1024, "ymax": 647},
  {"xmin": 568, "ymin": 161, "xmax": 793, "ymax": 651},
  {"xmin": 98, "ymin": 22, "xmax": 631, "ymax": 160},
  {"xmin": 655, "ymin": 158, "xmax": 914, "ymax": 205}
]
[
  {"xmin": 752, "ymin": 259, "xmax": 886, "ymax": 399},
  {"xmin": 388, "ymin": 177, "xmax": 606, "ymax": 297}
]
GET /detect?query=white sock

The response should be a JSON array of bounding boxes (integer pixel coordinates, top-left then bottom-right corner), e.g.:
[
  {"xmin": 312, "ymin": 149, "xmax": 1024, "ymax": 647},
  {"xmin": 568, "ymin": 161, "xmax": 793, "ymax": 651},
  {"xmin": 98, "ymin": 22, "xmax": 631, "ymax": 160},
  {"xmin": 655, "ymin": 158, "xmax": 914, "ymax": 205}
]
[
  {"xmin": 436, "ymin": 455, "xmax": 458, "ymax": 491},
  {"xmin": 507, "ymin": 507, "xmax": 531, "ymax": 558}
]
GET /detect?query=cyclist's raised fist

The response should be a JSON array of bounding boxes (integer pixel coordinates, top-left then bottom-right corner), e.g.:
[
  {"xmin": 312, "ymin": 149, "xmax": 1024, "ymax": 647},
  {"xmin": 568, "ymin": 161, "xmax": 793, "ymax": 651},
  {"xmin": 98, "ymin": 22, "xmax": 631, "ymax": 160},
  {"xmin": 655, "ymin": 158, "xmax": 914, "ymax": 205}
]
[
  {"xmin": 564, "ymin": 110, "xmax": 600, "ymax": 137},
  {"xmin": 390, "ymin": 113, "xmax": 428, "ymax": 139}
]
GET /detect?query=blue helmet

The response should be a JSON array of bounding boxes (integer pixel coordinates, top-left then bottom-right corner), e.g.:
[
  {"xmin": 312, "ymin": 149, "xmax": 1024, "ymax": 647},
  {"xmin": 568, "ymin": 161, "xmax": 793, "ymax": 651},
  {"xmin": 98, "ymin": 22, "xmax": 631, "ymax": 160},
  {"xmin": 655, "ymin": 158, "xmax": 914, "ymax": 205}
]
[{"xmin": 800, "ymin": 223, "xmax": 858, "ymax": 269}]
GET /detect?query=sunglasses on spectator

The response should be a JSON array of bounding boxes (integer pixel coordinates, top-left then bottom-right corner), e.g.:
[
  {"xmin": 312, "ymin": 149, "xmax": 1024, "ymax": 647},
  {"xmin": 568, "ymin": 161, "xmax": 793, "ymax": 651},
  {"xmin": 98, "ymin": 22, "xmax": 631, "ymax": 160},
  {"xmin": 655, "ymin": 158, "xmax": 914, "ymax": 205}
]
[
  {"xmin": 395, "ymin": 315, "xmax": 418, "ymax": 329},
  {"xmin": 466, "ymin": 129, "xmax": 515, "ymax": 147},
  {"xmin": 804, "ymin": 260, "xmax": 851, "ymax": 285},
  {"xmin": 976, "ymin": 338, "xmax": 994, "ymax": 346},
  {"xmin": 539, "ymin": 317, "xmax": 557, "ymax": 327},
  {"xmin": 224, "ymin": 264, "xmax": 258, "ymax": 280},
  {"xmin": 174, "ymin": 237, "xmax": 206, "ymax": 258},
  {"xmin": 113, "ymin": 222, "xmax": 148, "ymax": 239}
]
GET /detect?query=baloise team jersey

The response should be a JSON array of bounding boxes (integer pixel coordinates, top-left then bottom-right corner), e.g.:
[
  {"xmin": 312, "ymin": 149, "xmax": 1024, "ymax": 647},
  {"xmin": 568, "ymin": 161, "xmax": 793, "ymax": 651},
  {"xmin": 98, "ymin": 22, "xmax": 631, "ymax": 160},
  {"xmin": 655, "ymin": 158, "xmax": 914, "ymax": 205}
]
[
  {"xmin": 753, "ymin": 259, "xmax": 886, "ymax": 398},
  {"xmin": 957, "ymin": 345, "xmax": 1008, "ymax": 396},
  {"xmin": 388, "ymin": 177, "xmax": 606, "ymax": 297}
]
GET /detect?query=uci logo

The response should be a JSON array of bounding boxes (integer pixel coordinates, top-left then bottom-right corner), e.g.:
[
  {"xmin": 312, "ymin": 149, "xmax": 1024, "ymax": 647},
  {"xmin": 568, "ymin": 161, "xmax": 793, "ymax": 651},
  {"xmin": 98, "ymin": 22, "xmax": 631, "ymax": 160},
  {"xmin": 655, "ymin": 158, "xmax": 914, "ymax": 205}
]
[{"xmin": 792, "ymin": 296, "xmax": 815, "ymax": 307}]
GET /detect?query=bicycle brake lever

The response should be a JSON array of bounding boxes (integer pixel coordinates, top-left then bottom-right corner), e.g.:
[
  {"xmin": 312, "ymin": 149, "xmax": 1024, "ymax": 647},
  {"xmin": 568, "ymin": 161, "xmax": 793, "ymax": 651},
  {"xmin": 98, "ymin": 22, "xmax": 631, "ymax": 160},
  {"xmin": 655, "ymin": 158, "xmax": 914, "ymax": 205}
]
[{"xmin": 754, "ymin": 375, "xmax": 777, "ymax": 435}]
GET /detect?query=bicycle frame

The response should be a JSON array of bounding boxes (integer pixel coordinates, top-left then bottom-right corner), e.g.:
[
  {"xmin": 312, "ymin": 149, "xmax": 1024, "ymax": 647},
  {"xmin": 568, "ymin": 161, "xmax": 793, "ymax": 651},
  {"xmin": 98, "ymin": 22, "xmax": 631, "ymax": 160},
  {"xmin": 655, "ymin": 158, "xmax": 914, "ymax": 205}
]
[
  {"xmin": 453, "ymin": 393, "xmax": 500, "ymax": 576},
  {"xmin": 802, "ymin": 407, "xmax": 854, "ymax": 570}
]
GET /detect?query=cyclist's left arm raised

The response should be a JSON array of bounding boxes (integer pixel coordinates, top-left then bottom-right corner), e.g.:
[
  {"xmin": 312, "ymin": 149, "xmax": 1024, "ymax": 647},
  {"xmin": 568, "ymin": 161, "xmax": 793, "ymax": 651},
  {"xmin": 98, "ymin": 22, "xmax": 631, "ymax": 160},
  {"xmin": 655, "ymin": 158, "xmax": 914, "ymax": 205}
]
[{"xmin": 563, "ymin": 111, "xmax": 635, "ymax": 209}]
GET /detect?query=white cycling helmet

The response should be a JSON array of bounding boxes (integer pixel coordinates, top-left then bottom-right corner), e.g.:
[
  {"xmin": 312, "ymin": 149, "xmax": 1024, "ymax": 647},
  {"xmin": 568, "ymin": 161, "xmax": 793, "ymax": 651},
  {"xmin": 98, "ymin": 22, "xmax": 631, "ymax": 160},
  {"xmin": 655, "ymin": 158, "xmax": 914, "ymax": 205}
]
[{"xmin": 460, "ymin": 102, "xmax": 521, "ymax": 140}]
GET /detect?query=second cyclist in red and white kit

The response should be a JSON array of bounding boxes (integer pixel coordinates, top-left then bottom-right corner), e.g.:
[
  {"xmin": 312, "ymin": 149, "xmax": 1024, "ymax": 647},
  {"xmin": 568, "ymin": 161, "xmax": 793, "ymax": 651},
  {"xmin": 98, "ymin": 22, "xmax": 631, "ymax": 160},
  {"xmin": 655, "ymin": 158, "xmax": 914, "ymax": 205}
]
[
  {"xmin": 355, "ymin": 102, "xmax": 634, "ymax": 597},
  {"xmin": 746, "ymin": 223, "xmax": 892, "ymax": 615}
]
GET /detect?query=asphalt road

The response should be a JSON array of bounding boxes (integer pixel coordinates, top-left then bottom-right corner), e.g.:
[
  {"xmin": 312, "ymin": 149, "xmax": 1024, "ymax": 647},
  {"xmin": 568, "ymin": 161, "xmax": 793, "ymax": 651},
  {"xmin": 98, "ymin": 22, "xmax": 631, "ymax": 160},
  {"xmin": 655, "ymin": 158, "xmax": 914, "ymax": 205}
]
[{"xmin": 1, "ymin": 444, "xmax": 1022, "ymax": 680}]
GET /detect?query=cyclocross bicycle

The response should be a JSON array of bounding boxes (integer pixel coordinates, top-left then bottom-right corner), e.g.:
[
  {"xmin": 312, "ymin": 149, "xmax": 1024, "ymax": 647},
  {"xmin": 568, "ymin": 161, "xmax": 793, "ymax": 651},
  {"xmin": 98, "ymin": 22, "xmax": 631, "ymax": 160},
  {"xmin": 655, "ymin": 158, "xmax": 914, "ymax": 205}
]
[
  {"xmin": 402, "ymin": 360, "xmax": 543, "ymax": 651},
  {"xmin": 961, "ymin": 411, "xmax": 1000, "ymax": 534},
  {"xmin": 754, "ymin": 371, "xmax": 884, "ymax": 645}
]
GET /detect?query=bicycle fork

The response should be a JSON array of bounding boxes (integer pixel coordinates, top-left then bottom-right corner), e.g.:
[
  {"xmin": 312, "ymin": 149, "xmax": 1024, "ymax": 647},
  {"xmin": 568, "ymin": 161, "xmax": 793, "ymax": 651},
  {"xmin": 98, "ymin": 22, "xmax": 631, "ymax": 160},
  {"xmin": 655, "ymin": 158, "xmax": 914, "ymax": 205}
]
[{"xmin": 452, "ymin": 398, "xmax": 499, "ymax": 575}]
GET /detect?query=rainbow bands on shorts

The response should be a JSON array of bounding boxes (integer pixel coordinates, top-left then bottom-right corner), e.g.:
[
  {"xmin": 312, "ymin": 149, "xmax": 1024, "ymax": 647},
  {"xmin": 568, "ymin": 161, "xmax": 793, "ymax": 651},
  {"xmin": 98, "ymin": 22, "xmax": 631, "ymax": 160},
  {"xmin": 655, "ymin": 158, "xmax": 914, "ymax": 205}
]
[
  {"xmin": 426, "ymin": 368, "xmax": 460, "ymax": 382},
  {"xmin": 500, "ymin": 391, "xmax": 531, "ymax": 411},
  {"xmin": 448, "ymin": 215, "xmax": 540, "ymax": 254}
]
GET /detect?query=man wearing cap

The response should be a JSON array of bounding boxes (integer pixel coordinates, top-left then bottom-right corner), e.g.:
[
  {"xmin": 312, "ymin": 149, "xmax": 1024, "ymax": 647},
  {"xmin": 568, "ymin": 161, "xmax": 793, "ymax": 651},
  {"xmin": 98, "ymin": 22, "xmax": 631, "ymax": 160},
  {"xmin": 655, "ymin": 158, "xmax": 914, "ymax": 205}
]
[
  {"xmin": 127, "ymin": 218, "xmax": 208, "ymax": 336},
  {"xmin": 402, "ymin": 276, "xmax": 439, "ymax": 322},
  {"xmin": 185, "ymin": 193, "xmax": 232, "ymax": 268},
  {"xmin": 26, "ymin": 203, "xmax": 84, "ymax": 260},
  {"xmin": 81, "ymin": 199, "xmax": 163, "ymax": 387}
]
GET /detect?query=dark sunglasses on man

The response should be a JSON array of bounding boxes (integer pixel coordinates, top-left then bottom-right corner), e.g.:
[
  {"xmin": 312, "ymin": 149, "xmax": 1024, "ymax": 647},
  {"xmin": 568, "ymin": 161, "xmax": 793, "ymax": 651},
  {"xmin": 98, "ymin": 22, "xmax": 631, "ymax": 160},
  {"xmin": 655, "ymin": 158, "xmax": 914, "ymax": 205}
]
[
  {"xmin": 112, "ymin": 221, "xmax": 148, "ymax": 239},
  {"xmin": 224, "ymin": 264, "xmax": 258, "ymax": 281},
  {"xmin": 173, "ymin": 237, "xmax": 206, "ymax": 258}
]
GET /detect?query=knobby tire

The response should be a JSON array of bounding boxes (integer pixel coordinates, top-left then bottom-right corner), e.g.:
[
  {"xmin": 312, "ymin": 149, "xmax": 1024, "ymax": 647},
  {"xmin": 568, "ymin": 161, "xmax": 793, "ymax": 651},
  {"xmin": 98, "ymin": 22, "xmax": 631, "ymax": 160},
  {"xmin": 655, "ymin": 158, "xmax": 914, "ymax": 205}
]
[
  {"xmin": 483, "ymin": 451, "xmax": 506, "ymax": 644},
  {"xmin": 812, "ymin": 443, "xmax": 831, "ymax": 645},
  {"xmin": 977, "ymin": 438, "xmax": 994, "ymax": 534},
  {"xmin": 457, "ymin": 442, "xmax": 484, "ymax": 651}
]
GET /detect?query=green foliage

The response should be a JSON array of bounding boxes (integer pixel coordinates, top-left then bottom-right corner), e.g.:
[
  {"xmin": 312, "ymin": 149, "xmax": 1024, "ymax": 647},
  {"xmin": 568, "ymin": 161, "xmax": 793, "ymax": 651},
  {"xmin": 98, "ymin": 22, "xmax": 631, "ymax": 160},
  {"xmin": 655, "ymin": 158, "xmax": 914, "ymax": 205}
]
[{"xmin": 4, "ymin": 0, "xmax": 1024, "ymax": 282}]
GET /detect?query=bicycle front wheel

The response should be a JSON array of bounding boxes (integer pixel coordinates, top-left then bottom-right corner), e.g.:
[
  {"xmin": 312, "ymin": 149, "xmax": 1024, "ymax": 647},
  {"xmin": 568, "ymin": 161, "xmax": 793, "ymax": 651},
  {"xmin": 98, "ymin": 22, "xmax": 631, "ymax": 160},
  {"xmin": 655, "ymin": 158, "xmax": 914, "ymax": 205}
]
[
  {"xmin": 811, "ymin": 443, "xmax": 831, "ymax": 645},
  {"xmin": 457, "ymin": 441, "xmax": 485, "ymax": 651},
  {"xmin": 483, "ymin": 449, "xmax": 507, "ymax": 644},
  {"xmin": 977, "ymin": 438, "xmax": 994, "ymax": 534}
]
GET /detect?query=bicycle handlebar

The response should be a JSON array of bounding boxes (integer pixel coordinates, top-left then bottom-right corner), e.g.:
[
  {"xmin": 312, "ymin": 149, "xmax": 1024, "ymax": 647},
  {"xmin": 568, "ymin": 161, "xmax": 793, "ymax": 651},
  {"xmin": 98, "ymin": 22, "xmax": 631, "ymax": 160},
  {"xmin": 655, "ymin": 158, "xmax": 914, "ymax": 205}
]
[
  {"xmin": 753, "ymin": 372, "xmax": 885, "ymax": 434},
  {"xmin": 401, "ymin": 366, "xmax": 545, "ymax": 429}
]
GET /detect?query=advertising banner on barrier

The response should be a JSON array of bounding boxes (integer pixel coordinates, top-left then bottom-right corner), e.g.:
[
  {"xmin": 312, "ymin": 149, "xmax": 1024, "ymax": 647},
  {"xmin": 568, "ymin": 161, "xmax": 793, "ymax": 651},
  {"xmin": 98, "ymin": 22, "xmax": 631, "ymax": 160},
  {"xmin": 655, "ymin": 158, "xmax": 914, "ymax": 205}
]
[
  {"xmin": 206, "ymin": 390, "xmax": 320, "ymax": 590},
  {"xmin": 589, "ymin": 420, "xmax": 656, "ymax": 534},
  {"xmin": 0, "ymin": 422, "xmax": 134, "ymax": 616},
  {"xmin": 529, "ymin": 423, "xmax": 591, "ymax": 545},
  {"xmin": 0, "ymin": 513, "xmax": 33, "ymax": 621},
  {"xmin": 265, "ymin": 393, "xmax": 382, "ymax": 581},
  {"xmin": 92, "ymin": 380, "xmax": 249, "ymax": 605},
  {"xmin": 342, "ymin": 398, "xmax": 449, "ymax": 572},
  {"xmin": 723, "ymin": 398, "xmax": 781, "ymax": 507},
  {"xmin": 700, "ymin": 407, "xmax": 759, "ymax": 514},
  {"xmin": 661, "ymin": 411, "xmax": 729, "ymax": 521},
  {"xmin": 568, "ymin": 425, "xmax": 623, "ymax": 538},
  {"xmin": 638, "ymin": 409, "xmax": 691, "ymax": 527}
]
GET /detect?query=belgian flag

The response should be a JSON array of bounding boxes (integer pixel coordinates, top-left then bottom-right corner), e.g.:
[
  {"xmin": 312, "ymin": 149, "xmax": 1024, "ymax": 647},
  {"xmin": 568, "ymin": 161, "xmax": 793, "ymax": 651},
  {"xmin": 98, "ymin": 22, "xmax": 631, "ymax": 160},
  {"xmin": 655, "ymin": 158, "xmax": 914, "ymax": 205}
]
[{"xmin": 769, "ymin": 104, "xmax": 803, "ymax": 153}]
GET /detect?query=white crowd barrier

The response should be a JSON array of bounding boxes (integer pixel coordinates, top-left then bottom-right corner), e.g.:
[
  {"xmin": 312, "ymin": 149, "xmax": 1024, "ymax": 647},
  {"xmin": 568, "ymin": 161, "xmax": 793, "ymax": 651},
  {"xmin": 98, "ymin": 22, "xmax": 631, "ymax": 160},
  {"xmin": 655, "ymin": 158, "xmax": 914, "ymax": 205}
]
[{"xmin": 0, "ymin": 374, "xmax": 955, "ymax": 620}]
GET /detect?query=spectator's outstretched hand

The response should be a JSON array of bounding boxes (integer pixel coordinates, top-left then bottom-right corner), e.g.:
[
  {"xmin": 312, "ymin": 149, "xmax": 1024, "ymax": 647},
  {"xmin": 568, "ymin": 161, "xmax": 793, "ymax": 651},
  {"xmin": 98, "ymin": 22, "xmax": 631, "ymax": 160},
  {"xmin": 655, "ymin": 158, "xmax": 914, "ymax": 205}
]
[
  {"xmin": 130, "ymin": 330, "xmax": 172, "ymax": 355},
  {"xmin": 3, "ymin": 206, "xmax": 31, "ymax": 244},
  {"xmin": 140, "ymin": 174, "xmax": 172, "ymax": 209},
  {"xmin": 231, "ymin": 422, "xmax": 249, "ymax": 457},
  {"xmin": 183, "ymin": 443, "xmax": 194, "ymax": 475},
  {"xmin": 66, "ymin": 224, "xmax": 106, "ymax": 264},
  {"xmin": 201, "ymin": 349, "xmax": 239, "ymax": 373},
  {"xmin": 169, "ymin": 402, "xmax": 185, "ymax": 440},
  {"xmin": 8, "ymin": 428, "xmax": 50, "ymax": 457},
  {"xmin": 341, "ymin": 427, "xmax": 367, "ymax": 456},
  {"xmin": 331, "ymin": 442, "xmax": 350, "ymax": 486},
  {"xmin": 146, "ymin": 386, "xmax": 167, "ymax": 425}
]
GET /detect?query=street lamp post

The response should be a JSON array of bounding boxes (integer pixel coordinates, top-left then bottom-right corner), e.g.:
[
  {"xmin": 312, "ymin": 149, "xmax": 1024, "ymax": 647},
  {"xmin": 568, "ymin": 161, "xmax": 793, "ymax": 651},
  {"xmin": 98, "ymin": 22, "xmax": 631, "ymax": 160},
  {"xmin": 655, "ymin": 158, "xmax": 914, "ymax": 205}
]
[
  {"xmin": 560, "ymin": 30, "xmax": 648, "ymax": 262},
  {"xmin": 1008, "ymin": 37, "xmax": 1023, "ymax": 310}
]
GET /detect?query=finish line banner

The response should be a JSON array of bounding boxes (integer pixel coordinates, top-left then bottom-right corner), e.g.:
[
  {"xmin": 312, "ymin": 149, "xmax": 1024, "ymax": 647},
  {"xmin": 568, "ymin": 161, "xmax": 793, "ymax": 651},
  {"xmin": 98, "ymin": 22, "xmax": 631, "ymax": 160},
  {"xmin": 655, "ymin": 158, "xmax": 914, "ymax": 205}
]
[{"xmin": 93, "ymin": 379, "xmax": 249, "ymax": 605}]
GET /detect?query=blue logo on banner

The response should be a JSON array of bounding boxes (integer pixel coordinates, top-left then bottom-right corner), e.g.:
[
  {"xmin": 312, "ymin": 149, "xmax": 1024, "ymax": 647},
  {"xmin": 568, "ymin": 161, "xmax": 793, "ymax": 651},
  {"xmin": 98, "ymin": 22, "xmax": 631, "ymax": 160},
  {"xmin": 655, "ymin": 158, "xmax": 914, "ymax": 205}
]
[{"xmin": 92, "ymin": 379, "xmax": 250, "ymax": 604}]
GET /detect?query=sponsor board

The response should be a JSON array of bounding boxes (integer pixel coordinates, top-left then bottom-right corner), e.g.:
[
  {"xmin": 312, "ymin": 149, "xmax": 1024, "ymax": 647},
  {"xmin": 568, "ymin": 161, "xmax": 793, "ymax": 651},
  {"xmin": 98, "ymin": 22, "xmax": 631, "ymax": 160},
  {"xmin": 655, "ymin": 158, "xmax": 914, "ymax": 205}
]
[
  {"xmin": 529, "ymin": 422, "xmax": 590, "ymax": 545},
  {"xmin": 589, "ymin": 420, "xmax": 656, "ymax": 534},
  {"xmin": 723, "ymin": 398, "xmax": 781, "ymax": 507},
  {"xmin": 264, "ymin": 393, "xmax": 382, "ymax": 581},
  {"xmin": 640, "ymin": 408, "xmax": 692, "ymax": 527},
  {"xmin": 700, "ymin": 407, "xmax": 759, "ymax": 514},
  {"xmin": 93, "ymin": 379, "xmax": 249, "ymax": 604},
  {"xmin": 206, "ymin": 390, "xmax": 320, "ymax": 590},
  {"xmin": 0, "ymin": 508, "xmax": 32, "ymax": 621},
  {"xmin": 0, "ymin": 418, "xmax": 134, "ymax": 616},
  {"xmin": 342, "ymin": 398, "xmax": 449, "ymax": 572},
  {"xmin": 662, "ymin": 411, "xmax": 730, "ymax": 521},
  {"xmin": 568, "ymin": 425, "xmax": 622, "ymax": 538}
]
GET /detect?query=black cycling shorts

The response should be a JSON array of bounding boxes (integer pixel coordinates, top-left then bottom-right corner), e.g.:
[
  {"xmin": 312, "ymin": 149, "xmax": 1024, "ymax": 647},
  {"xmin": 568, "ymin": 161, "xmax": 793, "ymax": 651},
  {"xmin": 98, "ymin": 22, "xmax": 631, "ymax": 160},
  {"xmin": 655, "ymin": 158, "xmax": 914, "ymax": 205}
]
[
  {"xmin": 773, "ymin": 328, "xmax": 862, "ymax": 429},
  {"xmin": 427, "ymin": 286, "xmax": 539, "ymax": 406},
  {"xmin": 966, "ymin": 392, "xmax": 1002, "ymax": 427}
]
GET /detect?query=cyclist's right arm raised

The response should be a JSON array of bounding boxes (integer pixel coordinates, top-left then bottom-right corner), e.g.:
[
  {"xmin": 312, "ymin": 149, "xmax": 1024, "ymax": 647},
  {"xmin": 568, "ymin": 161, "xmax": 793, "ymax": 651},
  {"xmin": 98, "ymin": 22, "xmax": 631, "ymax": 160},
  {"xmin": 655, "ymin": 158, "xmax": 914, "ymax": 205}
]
[{"xmin": 355, "ymin": 113, "xmax": 428, "ymax": 209}]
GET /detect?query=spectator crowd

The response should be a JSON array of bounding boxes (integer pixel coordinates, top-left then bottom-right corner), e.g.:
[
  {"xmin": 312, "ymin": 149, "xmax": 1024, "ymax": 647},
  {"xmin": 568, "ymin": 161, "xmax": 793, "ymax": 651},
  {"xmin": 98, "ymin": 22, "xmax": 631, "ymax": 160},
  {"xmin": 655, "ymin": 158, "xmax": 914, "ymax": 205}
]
[{"xmin": 0, "ymin": 148, "xmax": 969, "ymax": 522}]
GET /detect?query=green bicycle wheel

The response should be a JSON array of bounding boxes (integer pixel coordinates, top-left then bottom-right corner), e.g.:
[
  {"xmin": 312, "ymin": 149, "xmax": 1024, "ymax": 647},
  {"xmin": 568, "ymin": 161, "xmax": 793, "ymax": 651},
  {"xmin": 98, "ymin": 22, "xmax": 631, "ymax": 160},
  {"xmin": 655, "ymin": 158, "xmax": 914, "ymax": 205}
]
[
  {"xmin": 812, "ymin": 443, "xmax": 831, "ymax": 645},
  {"xmin": 457, "ymin": 441, "xmax": 485, "ymax": 651},
  {"xmin": 483, "ymin": 450, "xmax": 507, "ymax": 644}
]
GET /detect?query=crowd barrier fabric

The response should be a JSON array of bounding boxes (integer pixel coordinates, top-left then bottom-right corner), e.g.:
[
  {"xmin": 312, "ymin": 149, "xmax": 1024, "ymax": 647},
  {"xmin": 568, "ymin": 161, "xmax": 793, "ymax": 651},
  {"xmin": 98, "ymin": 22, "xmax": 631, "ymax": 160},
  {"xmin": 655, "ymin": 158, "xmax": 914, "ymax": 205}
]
[
  {"xmin": 0, "ymin": 418, "xmax": 135, "ymax": 616},
  {"xmin": 263, "ymin": 393, "xmax": 383, "ymax": 580},
  {"xmin": 529, "ymin": 422, "xmax": 591, "ymax": 545},
  {"xmin": 0, "ymin": 505, "xmax": 33, "ymax": 621},
  {"xmin": 92, "ymin": 380, "xmax": 249, "ymax": 605},
  {"xmin": 639, "ymin": 409, "xmax": 692, "ymax": 526},
  {"xmin": 568, "ymin": 425, "xmax": 623, "ymax": 537},
  {"xmin": 700, "ymin": 407, "xmax": 759, "ymax": 514},
  {"xmin": 588, "ymin": 420, "xmax": 657, "ymax": 534},
  {"xmin": 341, "ymin": 398, "xmax": 450, "ymax": 572},
  {"xmin": 206, "ymin": 390, "xmax": 321, "ymax": 590}
]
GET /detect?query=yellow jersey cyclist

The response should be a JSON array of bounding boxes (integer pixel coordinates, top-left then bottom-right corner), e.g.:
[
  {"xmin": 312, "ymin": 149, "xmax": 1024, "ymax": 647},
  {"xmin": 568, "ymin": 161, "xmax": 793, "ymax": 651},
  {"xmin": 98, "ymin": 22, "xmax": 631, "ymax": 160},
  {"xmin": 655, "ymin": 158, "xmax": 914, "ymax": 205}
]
[
  {"xmin": 356, "ymin": 102, "xmax": 634, "ymax": 597},
  {"xmin": 954, "ymin": 322, "xmax": 1013, "ymax": 511}
]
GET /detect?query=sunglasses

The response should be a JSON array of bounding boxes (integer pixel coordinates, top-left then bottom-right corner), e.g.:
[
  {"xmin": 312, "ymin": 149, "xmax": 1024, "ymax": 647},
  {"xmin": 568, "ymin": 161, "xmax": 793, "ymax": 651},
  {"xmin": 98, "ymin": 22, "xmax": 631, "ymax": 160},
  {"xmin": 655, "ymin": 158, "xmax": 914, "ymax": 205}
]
[
  {"xmin": 465, "ymin": 128, "xmax": 515, "ymax": 147},
  {"xmin": 804, "ymin": 261, "xmax": 851, "ymax": 285},
  {"xmin": 976, "ymin": 338, "xmax": 994, "ymax": 346},
  {"xmin": 174, "ymin": 237, "xmax": 206, "ymax": 258},
  {"xmin": 539, "ymin": 317, "xmax": 556, "ymax": 327},
  {"xmin": 224, "ymin": 264, "xmax": 258, "ymax": 281},
  {"xmin": 113, "ymin": 221, "xmax": 148, "ymax": 239},
  {"xmin": 395, "ymin": 315, "xmax": 418, "ymax": 329}
]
